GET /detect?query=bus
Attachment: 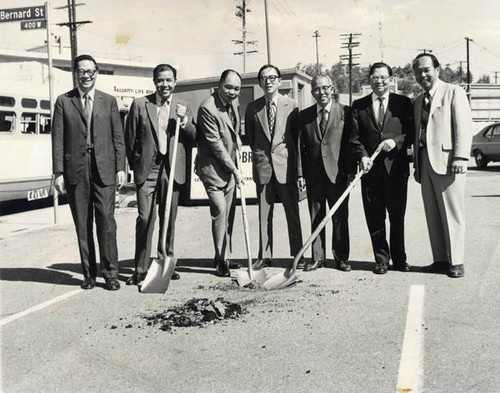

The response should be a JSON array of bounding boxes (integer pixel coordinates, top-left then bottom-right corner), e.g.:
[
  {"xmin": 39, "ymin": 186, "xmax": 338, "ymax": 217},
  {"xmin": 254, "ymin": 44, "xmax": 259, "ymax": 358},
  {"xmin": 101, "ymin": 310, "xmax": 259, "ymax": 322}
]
[{"xmin": 0, "ymin": 93, "xmax": 53, "ymax": 203}]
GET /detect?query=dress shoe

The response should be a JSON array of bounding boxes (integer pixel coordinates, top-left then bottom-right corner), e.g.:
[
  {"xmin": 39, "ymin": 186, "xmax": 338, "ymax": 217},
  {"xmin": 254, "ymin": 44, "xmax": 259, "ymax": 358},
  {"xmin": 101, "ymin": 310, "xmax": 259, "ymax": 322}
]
[
  {"xmin": 421, "ymin": 261, "xmax": 450, "ymax": 273},
  {"xmin": 171, "ymin": 271, "xmax": 180, "ymax": 280},
  {"xmin": 105, "ymin": 278, "xmax": 121, "ymax": 291},
  {"xmin": 447, "ymin": 264, "xmax": 464, "ymax": 278},
  {"xmin": 336, "ymin": 259, "xmax": 351, "ymax": 272},
  {"xmin": 252, "ymin": 258, "xmax": 271, "ymax": 270},
  {"xmin": 394, "ymin": 263, "xmax": 411, "ymax": 272},
  {"xmin": 135, "ymin": 273, "xmax": 148, "ymax": 286},
  {"xmin": 215, "ymin": 260, "xmax": 230, "ymax": 277},
  {"xmin": 373, "ymin": 263, "xmax": 388, "ymax": 274},
  {"xmin": 126, "ymin": 273, "xmax": 138, "ymax": 285},
  {"xmin": 303, "ymin": 260, "xmax": 326, "ymax": 272},
  {"xmin": 296, "ymin": 257, "xmax": 307, "ymax": 270},
  {"xmin": 80, "ymin": 277, "xmax": 95, "ymax": 290}
]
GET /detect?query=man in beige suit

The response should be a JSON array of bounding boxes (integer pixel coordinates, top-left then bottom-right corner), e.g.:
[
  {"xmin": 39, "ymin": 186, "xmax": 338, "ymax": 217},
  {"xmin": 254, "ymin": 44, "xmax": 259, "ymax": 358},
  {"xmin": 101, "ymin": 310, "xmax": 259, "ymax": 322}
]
[{"xmin": 412, "ymin": 53, "xmax": 473, "ymax": 278}]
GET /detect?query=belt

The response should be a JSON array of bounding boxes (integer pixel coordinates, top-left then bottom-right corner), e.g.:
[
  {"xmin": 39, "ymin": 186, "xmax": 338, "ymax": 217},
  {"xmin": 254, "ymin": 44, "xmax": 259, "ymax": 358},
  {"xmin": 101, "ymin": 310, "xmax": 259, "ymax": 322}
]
[{"xmin": 86, "ymin": 146, "xmax": 94, "ymax": 153}]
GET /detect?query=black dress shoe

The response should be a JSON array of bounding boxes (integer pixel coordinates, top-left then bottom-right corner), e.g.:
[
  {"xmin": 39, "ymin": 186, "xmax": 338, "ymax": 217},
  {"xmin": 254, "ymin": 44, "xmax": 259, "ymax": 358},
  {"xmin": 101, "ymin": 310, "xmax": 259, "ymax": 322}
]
[
  {"xmin": 126, "ymin": 273, "xmax": 137, "ymax": 285},
  {"xmin": 215, "ymin": 260, "xmax": 230, "ymax": 277},
  {"xmin": 171, "ymin": 271, "xmax": 180, "ymax": 280},
  {"xmin": 447, "ymin": 264, "xmax": 464, "ymax": 278},
  {"xmin": 296, "ymin": 257, "xmax": 307, "ymax": 270},
  {"xmin": 136, "ymin": 273, "xmax": 147, "ymax": 286},
  {"xmin": 336, "ymin": 259, "xmax": 351, "ymax": 272},
  {"xmin": 394, "ymin": 263, "xmax": 411, "ymax": 272},
  {"xmin": 252, "ymin": 258, "xmax": 271, "ymax": 270},
  {"xmin": 105, "ymin": 278, "xmax": 121, "ymax": 291},
  {"xmin": 373, "ymin": 263, "xmax": 388, "ymax": 274},
  {"xmin": 81, "ymin": 277, "xmax": 96, "ymax": 290},
  {"xmin": 421, "ymin": 261, "xmax": 450, "ymax": 273},
  {"xmin": 227, "ymin": 260, "xmax": 242, "ymax": 269},
  {"xmin": 303, "ymin": 260, "xmax": 325, "ymax": 272}
]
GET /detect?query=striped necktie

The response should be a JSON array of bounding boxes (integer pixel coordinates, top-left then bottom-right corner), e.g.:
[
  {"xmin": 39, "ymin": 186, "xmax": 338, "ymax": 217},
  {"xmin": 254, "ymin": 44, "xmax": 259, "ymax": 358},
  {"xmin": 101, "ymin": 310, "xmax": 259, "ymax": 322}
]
[{"xmin": 267, "ymin": 100, "xmax": 275, "ymax": 135}]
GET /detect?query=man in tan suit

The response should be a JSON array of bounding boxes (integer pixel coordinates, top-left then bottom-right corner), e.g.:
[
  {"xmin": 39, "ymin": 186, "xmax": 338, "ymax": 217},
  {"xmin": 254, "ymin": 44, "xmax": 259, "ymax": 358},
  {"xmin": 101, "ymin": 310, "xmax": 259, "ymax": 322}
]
[{"xmin": 412, "ymin": 53, "xmax": 473, "ymax": 278}]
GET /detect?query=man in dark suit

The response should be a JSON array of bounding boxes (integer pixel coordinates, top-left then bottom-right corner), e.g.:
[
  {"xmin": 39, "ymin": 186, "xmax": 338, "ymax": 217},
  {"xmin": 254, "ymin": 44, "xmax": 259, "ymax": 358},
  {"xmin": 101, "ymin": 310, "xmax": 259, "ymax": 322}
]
[
  {"xmin": 245, "ymin": 64, "xmax": 304, "ymax": 270},
  {"xmin": 412, "ymin": 53, "xmax": 472, "ymax": 278},
  {"xmin": 350, "ymin": 62, "xmax": 414, "ymax": 274},
  {"xmin": 52, "ymin": 54, "xmax": 126, "ymax": 290},
  {"xmin": 300, "ymin": 74, "xmax": 356, "ymax": 272},
  {"xmin": 125, "ymin": 64, "xmax": 196, "ymax": 286},
  {"xmin": 196, "ymin": 70, "xmax": 243, "ymax": 277}
]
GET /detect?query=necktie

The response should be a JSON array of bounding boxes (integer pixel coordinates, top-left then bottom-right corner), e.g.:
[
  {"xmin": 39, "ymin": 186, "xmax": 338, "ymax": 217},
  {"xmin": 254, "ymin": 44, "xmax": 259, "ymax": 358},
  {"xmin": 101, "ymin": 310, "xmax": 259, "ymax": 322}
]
[
  {"xmin": 267, "ymin": 100, "xmax": 275, "ymax": 136},
  {"xmin": 420, "ymin": 92, "xmax": 431, "ymax": 147},
  {"xmin": 377, "ymin": 96, "xmax": 385, "ymax": 129},
  {"xmin": 319, "ymin": 108, "xmax": 327, "ymax": 136},
  {"xmin": 83, "ymin": 94, "xmax": 92, "ymax": 147},
  {"xmin": 226, "ymin": 103, "xmax": 236, "ymax": 129},
  {"xmin": 158, "ymin": 100, "xmax": 169, "ymax": 155}
]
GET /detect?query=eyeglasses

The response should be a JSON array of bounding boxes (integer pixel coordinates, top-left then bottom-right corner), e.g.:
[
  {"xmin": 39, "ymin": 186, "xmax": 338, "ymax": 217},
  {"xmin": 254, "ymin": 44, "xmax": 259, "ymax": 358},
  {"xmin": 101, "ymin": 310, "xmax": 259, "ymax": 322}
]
[
  {"xmin": 369, "ymin": 75, "xmax": 391, "ymax": 82},
  {"xmin": 260, "ymin": 75, "xmax": 279, "ymax": 84},
  {"xmin": 77, "ymin": 69, "xmax": 97, "ymax": 77},
  {"xmin": 312, "ymin": 85, "xmax": 332, "ymax": 94}
]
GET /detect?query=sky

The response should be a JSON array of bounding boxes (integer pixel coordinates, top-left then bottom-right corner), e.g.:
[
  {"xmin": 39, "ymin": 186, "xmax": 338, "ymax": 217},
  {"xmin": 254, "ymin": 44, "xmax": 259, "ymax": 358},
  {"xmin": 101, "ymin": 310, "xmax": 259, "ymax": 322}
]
[{"xmin": 1, "ymin": 0, "xmax": 500, "ymax": 81}]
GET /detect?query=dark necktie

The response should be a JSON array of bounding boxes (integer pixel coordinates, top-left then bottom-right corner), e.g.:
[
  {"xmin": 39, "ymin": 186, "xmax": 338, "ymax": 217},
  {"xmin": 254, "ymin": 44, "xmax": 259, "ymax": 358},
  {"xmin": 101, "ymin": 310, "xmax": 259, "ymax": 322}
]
[
  {"xmin": 267, "ymin": 100, "xmax": 275, "ymax": 135},
  {"xmin": 226, "ymin": 103, "xmax": 236, "ymax": 129},
  {"xmin": 84, "ymin": 94, "xmax": 92, "ymax": 147},
  {"xmin": 420, "ymin": 92, "xmax": 431, "ymax": 147},
  {"xmin": 320, "ymin": 108, "xmax": 327, "ymax": 136},
  {"xmin": 377, "ymin": 96, "xmax": 385, "ymax": 129}
]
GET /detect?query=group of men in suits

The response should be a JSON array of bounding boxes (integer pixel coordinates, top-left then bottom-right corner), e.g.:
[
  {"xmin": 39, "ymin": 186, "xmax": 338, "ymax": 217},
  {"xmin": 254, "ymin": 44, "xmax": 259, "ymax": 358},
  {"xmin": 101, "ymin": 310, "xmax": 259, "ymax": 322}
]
[{"xmin": 51, "ymin": 53, "xmax": 472, "ymax": 291}]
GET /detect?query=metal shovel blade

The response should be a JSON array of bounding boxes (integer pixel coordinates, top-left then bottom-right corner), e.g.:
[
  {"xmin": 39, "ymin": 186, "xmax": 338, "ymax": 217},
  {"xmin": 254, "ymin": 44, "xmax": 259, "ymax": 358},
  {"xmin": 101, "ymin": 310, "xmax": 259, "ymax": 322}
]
[
  {"xmin": 234, "ymin": 268, "xmax": 268, "ymax": 287},
  {"xmin": 140, "ymin": 256, "xmax": 177, "ymax": 294},
  {"xmin": 262, "ymin": 268, "xmax": 298, "ymax": 290}
]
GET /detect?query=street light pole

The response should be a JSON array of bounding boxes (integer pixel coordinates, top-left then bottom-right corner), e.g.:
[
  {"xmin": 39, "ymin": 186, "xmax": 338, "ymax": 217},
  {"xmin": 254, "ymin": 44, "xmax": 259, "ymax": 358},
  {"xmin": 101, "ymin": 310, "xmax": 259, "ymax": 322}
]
[{"xmin": 264, "ymin": 0, "xmax": 271, "ymax": 64}]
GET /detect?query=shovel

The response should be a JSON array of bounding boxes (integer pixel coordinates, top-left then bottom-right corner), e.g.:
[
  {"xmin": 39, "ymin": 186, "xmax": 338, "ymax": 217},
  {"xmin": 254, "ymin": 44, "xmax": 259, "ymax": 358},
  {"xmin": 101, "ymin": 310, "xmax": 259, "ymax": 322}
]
[
  {"xmin": 233, "ymin": 153, "xmax": 268, "ymax": 287},
  {"xmin": 140, "ymin": 116, "xmax": 182, "ymax": 293},
  {"xmin": 262, "ymin": 145, "xmax": 384, "ymax": 290}
]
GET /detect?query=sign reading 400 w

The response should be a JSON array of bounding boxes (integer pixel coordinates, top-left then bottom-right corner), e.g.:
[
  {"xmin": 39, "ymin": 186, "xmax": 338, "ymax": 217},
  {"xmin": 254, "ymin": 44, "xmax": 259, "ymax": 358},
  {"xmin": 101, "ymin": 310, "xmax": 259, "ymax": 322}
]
[{"xmin": 0, "ymin": 6, "xmax": 45, "ymax": 23}]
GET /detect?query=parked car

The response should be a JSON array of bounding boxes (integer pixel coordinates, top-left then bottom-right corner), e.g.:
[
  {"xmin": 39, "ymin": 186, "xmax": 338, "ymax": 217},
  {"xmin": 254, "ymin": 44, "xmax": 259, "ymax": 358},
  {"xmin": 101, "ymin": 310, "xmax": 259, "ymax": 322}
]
[{"xmin": 470, "ymin": 122, "xmax": 500, "ymax": 168}]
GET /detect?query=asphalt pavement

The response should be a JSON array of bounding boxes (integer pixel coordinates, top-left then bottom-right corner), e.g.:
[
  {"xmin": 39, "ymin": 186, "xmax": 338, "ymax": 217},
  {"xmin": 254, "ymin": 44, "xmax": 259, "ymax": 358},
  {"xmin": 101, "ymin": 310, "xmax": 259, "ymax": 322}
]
[{"xmin": 1, "ymin": 164, "xmax": 499, "ymax": 393}]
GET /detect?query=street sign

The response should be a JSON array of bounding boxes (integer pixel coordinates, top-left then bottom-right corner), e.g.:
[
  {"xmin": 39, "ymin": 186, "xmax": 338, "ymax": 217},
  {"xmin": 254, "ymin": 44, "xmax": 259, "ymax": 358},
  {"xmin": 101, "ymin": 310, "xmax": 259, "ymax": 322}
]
[
  {"xmin": 20, "ymin": 19, "xmax": 46, "ymax": 30},
  {"xmin": 0, "ymin": 6, "xmax": 45, "ymax": 23}
]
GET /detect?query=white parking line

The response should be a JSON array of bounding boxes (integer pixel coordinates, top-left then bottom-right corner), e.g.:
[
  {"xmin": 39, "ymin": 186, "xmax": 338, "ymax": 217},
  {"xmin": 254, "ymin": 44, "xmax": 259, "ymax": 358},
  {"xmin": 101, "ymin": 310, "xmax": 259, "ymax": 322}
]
[
  {"xmin": 0, "ymin": 289, "xmax": 83, "ymax": 327},
  {"xmin": 396, "ymin": 284, "xmax": 425, "ymax": 393}
]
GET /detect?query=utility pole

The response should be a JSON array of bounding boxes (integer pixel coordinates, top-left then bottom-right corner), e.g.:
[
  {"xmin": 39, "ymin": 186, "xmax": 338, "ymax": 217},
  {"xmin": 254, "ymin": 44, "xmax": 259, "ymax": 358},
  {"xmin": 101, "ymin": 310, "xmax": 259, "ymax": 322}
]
[
  {"xmin": 340, "ymin": 33, "xmax": 361, "ymax": 105},
  {"xmin": 233, "ymin": 0, "xmax": 257, "ymax": 74},
  {"xmin": 417, "ymin": 48, "xmax": 432, "ymax": 54},
  {"xmin": 465, "ymin": 37, "xmax": 473, "ymax": 102},
  {"xmin": 379, "ymin": 22, "xmax": 384, "ymax": 61},
  {"xmin": 56, "ymin": 0, "xmax": 91, "ymax": 88},
  {"xmin": 264, "ymin": 0, "xmax": 271, "ymax": 64},
  {"xmin": 493, "ymin": 71, "xmax": 500, "ymax": 84},
  {"xmin": 313, "ymin": 30, "xmax": 320, "ymax": 73}
]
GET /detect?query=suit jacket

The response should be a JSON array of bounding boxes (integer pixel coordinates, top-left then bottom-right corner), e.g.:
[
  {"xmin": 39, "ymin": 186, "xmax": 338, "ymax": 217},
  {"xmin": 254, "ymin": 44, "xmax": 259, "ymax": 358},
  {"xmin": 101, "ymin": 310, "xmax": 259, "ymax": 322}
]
[
  {"xmin": 195, "ymin": 92, "xmax": 241, "ymax": 188},
  {"xmin": 300, "ymin": 102, "xmax": 355, "ymax": 185},
  {"xmin": 350, "ymin": 92, "xmax": 414, "ymax": 177},
  {"xmin": 125, "ymin": 93, "xmax": 196, "ymax": 185},
  {"xmin": 245, "ymin": 94, "xmax": 301, "ymax": 185},
  {"xmin": 413, "ymin": 80, "xmax": 473, "ymax": 182},
  {"xmin": 52, "ymin": 88, "xmax": 125, "ymax": 186}
]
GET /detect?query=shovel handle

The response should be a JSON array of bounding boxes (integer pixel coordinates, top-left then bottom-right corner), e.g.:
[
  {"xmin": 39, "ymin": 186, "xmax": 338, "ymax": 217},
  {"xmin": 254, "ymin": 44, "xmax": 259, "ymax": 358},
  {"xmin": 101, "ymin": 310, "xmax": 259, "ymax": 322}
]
[
  {"xmin": 236, "ymin": 152, "xmax": 253, "ymax": 281},
  {"xmin": 289, "ymin": 143, "xmax": 384, "ymax": 274}
]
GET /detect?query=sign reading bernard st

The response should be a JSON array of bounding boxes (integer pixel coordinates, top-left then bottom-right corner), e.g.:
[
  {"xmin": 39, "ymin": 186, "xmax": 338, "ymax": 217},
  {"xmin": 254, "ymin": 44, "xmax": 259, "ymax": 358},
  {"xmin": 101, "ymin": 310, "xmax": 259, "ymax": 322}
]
[{"xmin": 0, "ymin": 6, "xmax": 45, "ymax": 23}]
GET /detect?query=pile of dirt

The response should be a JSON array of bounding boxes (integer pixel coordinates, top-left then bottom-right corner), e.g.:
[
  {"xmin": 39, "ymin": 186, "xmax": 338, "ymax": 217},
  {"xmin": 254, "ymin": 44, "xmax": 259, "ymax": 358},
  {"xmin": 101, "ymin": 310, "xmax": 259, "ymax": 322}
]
[{"xmin": 142, "ymin": 297, "xmax": 244, "ymax": 331}]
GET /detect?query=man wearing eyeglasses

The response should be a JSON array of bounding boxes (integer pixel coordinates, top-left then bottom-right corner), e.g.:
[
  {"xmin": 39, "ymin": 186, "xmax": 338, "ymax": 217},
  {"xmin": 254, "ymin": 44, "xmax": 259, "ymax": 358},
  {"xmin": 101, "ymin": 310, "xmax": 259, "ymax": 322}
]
[
  {"xmin": 52, "ymin": 54, "xmax": 126, "ymax": 290},
  {"xmin": 299, "ymin": 74, "xmax": 356, "ymax": 272},
  {"xmin": 244, "ymin": 64, "xmax": 304, "ymax": 270},
  {"xmin": 350, "ymin": 62, "xmax": 414, "ymax": 275}
]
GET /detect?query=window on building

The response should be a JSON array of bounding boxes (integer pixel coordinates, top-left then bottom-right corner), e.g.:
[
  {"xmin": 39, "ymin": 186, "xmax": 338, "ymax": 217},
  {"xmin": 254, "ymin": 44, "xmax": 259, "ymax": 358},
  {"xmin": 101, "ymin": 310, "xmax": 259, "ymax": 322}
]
[
  {"xmin": 0, "ymin": 96, "xmax": 15, "ymax": 107},
  {"xmin": 20, "ymin": 112, "xmax": 37, "ymax": 133},
  {"xmin": 0, "ymin": 111, "xmax": 15, "ymax": 132},
  {"xmin": 21, "ymin": 98, "xmax": 37, "ymax": 109}
]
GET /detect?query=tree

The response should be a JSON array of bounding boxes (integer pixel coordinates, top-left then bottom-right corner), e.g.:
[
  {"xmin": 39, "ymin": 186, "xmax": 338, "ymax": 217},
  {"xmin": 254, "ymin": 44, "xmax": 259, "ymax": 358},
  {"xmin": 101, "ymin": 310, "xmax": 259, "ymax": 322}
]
[{"xmin": 477, "ymin": 74, "xmax": 491, "ymax": 83}]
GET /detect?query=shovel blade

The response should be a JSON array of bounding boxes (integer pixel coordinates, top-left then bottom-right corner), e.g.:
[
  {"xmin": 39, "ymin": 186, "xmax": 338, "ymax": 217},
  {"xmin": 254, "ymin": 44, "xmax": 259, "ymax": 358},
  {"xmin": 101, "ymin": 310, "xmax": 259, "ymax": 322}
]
[
  {"xmin": 140, "ymin": 256, "xmax": 176, "ymax": 294},
  {"xmin": 234, "ymin": 269, "xmax": 268, "ymax": 287},
  {"xmin": 262, "ymin": 268, "xmax": 298, "ymax": 290}
]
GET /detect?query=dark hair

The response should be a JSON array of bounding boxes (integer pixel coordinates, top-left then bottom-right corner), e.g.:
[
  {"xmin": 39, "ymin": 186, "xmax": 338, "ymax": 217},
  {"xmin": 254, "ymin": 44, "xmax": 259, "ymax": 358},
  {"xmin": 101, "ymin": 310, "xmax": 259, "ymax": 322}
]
[
  {"xmin": 219, "ymin": 69, "xmax": 242, "ymax": 84},
  {"xmin": 73, "ymin": 54, "xmax": 98, "ymax": 71},
  {"xmin": 412, "ymin": 53, "xmax": 440, "ymax": 69},
  {"xmin": 153, "ymin": 64, "xmax": 177, "ymax": 80},
  {"xmin": 257, "ymin": 64, "xmax": 281, "ymax": 80},
  {"xmin": 369, "ymin": 62, "xmax": 392, "ymax": 77}
]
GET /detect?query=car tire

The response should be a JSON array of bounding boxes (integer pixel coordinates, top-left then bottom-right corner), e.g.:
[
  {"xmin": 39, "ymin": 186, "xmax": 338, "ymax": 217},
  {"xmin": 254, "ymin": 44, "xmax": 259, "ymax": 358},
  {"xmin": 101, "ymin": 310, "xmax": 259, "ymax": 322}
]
[{"xmin": 474, "ymin": 151, "xmax": 488, "ymax": 168}]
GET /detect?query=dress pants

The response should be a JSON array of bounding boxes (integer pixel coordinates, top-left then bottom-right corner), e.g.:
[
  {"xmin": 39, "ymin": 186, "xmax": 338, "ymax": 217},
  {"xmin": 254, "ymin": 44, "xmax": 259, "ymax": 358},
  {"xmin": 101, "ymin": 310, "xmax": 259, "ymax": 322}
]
[
  {"xmin": 307, "ymin": 166, "xmax": 349, "ymax": 262},
  {"xmin": 204, "ymin": 176, "xmax": 236, "ymax": 262},
  {"xmin": 257, "ymin": 174, "xmax": 303, "ymax": 259},
  {"xmin": 419, "ymin": 148, "xmax": 466, "ymax": 266},
  {"xmin": 66, "ymin": 151, "xmax": 118, "ymax": 280},
  {"xmin": 360, "ymin": 158, "xmax": 408, "ymax": 266},
  {"xmin": 134, "ymin": 163, "xmax": 180, "ymax": 274}
]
